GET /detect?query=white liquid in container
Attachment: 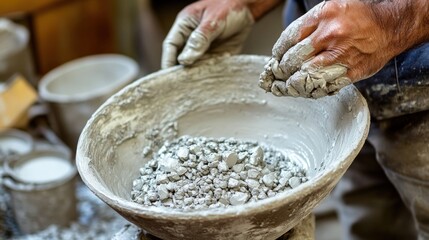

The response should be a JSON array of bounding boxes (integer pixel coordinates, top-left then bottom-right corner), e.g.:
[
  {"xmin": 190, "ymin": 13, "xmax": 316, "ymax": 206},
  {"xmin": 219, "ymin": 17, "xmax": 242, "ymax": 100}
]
[
  {"xmin": 15, "ymin": 156, "xmax": 73, "ymax": 184},
  {"xmin": 0, "ymin": 136, "xmax": 32, "ymax": 155}
]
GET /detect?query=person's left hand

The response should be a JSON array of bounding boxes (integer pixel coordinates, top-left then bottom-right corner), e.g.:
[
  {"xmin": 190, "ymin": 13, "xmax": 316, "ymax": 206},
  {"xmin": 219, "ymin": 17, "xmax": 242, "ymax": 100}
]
[{"xmin": 161, "ymin": 0, "xmax": 255, "ymax": 69}]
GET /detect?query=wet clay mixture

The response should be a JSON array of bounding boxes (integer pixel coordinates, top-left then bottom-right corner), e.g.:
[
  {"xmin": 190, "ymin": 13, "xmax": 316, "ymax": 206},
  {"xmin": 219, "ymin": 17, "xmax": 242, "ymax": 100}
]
[{"xmin": 131, "ymin": 136, "xmax": 308, "ymax": 210}]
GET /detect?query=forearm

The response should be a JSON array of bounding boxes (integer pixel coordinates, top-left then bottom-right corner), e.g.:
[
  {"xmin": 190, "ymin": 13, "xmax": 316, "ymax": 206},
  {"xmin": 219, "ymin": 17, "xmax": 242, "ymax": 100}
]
[
  {"xmin": 367, "ymin": 0, "xmax": 429, "ymax": 54},
  {"xmin": 248, "ymin": 0, "xmax": 283, "ymax": 20}
]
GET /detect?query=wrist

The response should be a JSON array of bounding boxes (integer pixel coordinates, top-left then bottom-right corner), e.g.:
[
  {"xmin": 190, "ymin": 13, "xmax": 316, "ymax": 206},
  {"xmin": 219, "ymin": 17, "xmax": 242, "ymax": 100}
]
[
  {"xmin": 367, "ymin": 0, "xmax": 429, "ymax": 55},
  {"xmin": 415, "ymin": 0, "xmax": 429, "ymax": 43}
]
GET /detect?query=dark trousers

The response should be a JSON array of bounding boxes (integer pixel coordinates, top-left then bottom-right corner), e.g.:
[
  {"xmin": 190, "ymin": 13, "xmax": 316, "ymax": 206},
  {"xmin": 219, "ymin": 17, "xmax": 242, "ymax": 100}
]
[{"xmin": 284, "ymin": 1, "xmax": 429, "ymax": 239}]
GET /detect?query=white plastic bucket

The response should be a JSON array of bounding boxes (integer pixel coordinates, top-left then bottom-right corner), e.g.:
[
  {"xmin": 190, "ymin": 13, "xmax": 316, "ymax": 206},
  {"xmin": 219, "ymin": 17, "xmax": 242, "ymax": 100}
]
[
  {"xmin": 39, "ymin": 54, "xmax": 139, "ymax": 150},
  {"xmin": 0, "ymin": 18, "xmax": 34, "ymax": 83}
]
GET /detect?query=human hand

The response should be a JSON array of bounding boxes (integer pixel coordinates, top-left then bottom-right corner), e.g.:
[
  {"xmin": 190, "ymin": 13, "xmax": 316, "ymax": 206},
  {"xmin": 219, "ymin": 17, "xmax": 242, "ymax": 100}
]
[
  {"xmin": 161, "ymin": 0, "xmax": 255, "ymax": 69},
  {"xmin": 260, "ymin": 0, "xmax": 429, "ymax": 98}
]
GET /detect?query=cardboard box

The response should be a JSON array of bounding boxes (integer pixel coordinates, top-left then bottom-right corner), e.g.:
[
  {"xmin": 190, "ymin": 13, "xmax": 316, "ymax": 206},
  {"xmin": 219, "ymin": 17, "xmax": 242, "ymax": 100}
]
[{"xmin": 0, "ymin": 75, "xmax": 37, "ymax": 129}]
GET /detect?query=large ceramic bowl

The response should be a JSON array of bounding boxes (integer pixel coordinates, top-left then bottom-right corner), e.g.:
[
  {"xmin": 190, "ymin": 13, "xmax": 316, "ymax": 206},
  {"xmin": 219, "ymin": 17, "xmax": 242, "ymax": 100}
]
[{"xmin": 76, "ymin": 55, "xmax": 370, "ymax": 240}]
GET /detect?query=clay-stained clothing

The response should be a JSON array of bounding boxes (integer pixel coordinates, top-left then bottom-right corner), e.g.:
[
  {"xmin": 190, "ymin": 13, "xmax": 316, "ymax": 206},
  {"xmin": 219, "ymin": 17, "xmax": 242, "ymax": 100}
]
[
  {"xmin": 284, "ymin": 0, "xmax": 429, "ymax": 119},
  {"xmin": 355, "ymin": 45, "xmax": 429, "ymax": 119}
]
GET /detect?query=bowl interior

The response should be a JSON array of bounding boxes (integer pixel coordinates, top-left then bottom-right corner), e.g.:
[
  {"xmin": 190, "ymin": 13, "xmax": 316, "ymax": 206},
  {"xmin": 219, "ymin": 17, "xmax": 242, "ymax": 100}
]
[{"xmin": 77, "ymin": 55, "xmax": 369, "ymax": 217}]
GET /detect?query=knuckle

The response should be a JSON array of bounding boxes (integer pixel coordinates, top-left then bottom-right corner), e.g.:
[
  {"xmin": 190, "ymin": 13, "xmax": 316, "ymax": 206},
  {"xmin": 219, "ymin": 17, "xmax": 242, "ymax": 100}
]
[
  {"xmin": 198, "ymin": 21, "xmax": 217, "ymax": 34},
  {"xmin": 181, "ymin": 4, "xmax": 200, "ymax": 17},
  {"xmin": 320, "ymin": 23, "xmax": 349, "ymax": 40},
  {"xmin": 162, "ymin": 38, "xmax": 171, "ymax": 46},
  {"xmin": 320, "ymin": 1, "xmax": 342, "ymax": 17}
]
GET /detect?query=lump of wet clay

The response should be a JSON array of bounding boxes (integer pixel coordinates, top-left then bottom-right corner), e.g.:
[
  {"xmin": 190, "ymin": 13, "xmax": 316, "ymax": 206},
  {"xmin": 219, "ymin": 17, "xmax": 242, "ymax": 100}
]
[
  {"xmin": 131, "ymin": 136, "xmax": 308, "ymax": 210},
  {"xmin": 259, "ymin": 58, "xmax": 351, "ymax": 98}
]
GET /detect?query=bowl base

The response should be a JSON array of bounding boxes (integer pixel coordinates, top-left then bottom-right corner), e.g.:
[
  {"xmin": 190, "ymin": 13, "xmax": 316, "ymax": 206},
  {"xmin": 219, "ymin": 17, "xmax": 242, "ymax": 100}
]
[{"xmin": 112, "ymin": 214, "xmax": 315, "ymax": 240}]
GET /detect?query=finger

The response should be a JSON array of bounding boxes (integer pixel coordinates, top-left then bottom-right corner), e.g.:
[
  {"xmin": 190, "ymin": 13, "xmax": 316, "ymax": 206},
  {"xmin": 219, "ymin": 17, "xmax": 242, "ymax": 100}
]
[
  {"xmin": 305, "ymin": 64, "xmax": 348, "ymax": 83},
  {"xmin": 306, "ymin": 68, "xmax": 351, "ymax": 98},
  {"xmin": 273, "ymin": 37, "xmax": 319, "ymax": 80},
  {"xmin": 301, "ymin": 58, "xmax": 351, "ymax": 97},
  {"xmin": 271, "ymin": 80, "xmax": 287, "ymax": 96},
  {"xmin": 288, "ymin": 69, "xmax": 309, "ymax": 97},
  {"xmin": 162, "ymin": 17, "xmax": 199, "ymax": 69},
  {"xmin": 259, "ymin": 60, "xmax": 276, "ymax": 92},
  {"xmin": 177, "ymin": 30, "xmax": 210, "ymax": 65},
  {"xmin": 161, "ymin": 45, "xmax": 179, "ymax": 69},
  {"xmin": 178, "ymin": 17, "xmax": 222, "ymax": 66},
  {"xmin": 270, "ymin": 62, "xmax": 313, "ymax": 97},
  {"xmin": 274, "ymin": 21, "xmax": 343, "ymax": 80},
  {"xmin": 270, "ymin": 71, "xmax": 306, "ymax": 97},
  {"xmin": 271, "ymin": 62, "xmax": 350, "ymax": 98},
  {"xmin": 310, "ymin": 88, "xmax": 328, "ymax": 99},
  {"xmin": 271, "ymin": 6, "xmax": 320, "ymax": 60},
  {"xmin": 271, "ymin": 80, "xmax": 302, "ymax": 97},
  {"xmin": 327, "ymin": 77, "xmax": 352, "ymax": 94},
  {"xmin": 302, "ymin": 52, "xmax": 349, "ymax": 82}
]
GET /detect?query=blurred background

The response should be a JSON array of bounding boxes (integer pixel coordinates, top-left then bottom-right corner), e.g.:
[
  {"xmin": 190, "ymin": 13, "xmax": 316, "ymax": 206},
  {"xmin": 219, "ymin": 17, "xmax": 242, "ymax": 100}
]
[
  {"xmin": 0, "ymin": 0, "xmax": 283, "ymax": 78},
  {"xmin": 0, "ymin": 0, "xmax": 285, "ymax": 155}
]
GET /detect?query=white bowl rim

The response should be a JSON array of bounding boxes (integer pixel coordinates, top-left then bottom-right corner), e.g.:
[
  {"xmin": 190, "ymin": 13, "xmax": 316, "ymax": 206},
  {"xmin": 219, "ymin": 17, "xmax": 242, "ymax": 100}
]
[{"xmin": 39, "ymin": 54, "xmax": 139, "ymax": 103}]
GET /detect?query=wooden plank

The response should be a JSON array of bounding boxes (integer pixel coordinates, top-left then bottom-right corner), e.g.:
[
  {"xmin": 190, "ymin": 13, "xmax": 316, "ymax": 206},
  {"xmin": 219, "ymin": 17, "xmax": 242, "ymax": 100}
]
[
  {"xmin": 0, "ymin": 0, "xmax": 65, "ymax": 15},
  {"xmin": 33, "ymin": 0, "xmax": 117, "ymax": 74}
]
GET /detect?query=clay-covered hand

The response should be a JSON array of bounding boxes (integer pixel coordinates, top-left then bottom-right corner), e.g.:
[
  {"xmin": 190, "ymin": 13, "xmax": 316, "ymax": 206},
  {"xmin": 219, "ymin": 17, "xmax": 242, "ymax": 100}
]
[
  {"xmin": 161, "ymin": 0, "xmax": 255, "ymax": 69},
  {"xmin": 260, "ymin": 0, "xmax": 429, "ymax": 98}
]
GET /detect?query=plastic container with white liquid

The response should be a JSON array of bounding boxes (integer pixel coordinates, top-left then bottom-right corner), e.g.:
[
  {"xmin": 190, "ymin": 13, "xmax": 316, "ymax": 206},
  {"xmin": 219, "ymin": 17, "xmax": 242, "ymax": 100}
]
[{"xmin": 2, "ymin": 149, "xmax": 77, "ymax": 234}]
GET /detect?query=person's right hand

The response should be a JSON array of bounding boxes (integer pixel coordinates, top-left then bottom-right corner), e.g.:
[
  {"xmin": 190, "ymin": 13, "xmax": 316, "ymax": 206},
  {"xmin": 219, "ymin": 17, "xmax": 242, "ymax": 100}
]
[
  {"xmin": 161, "ymin": 0, "xmax": 255, "ymax": 69},
  {"xmin": 260, "ymin": 0, "xmax": 429, "ymax": 98}
]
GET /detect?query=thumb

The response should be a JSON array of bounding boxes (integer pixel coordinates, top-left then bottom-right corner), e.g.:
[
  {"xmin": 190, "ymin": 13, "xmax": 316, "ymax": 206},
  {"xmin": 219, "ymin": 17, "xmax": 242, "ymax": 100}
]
[{"xmin": 162, "ymin": 17, "xmax": 199, "ymax": 69}]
